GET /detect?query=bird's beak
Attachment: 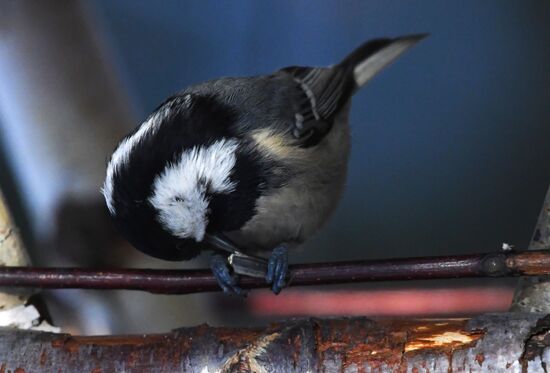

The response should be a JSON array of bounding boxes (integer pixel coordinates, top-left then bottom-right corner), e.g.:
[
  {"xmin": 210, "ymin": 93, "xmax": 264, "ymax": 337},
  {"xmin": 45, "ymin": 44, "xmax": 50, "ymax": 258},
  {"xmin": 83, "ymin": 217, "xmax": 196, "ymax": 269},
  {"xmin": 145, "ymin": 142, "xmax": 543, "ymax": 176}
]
[{"xmin": 192, "ymin": 224, "xmax": 206, "ymax": 242}]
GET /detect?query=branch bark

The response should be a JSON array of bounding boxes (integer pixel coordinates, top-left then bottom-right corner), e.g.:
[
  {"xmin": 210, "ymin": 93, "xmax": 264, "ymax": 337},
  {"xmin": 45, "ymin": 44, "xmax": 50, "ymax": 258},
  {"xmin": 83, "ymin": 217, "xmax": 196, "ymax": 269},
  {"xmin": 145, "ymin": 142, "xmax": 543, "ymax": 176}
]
[
  {"xmin": 512, "ymin": 186, "xmax": 550, "ymax": 312},
  {"xmin": 1, "ymin": 314, "xmax": 549, "ymax": 372},
  {"xmin": 0, "ymin": 250, "xmax": 548, "ymax": 294},
  {"xmin": 0, "ymin": 190, "xmax": 31, "ymax": 310}
]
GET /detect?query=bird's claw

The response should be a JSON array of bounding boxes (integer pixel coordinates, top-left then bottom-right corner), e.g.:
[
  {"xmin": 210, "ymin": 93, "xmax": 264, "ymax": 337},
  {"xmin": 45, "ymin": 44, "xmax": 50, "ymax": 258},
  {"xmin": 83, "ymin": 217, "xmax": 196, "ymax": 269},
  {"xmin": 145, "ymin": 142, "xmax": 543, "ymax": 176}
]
[
  {"xmin": 265, "ymin": 244, "xmax": 289, "ymax": 294},
  {"xmin": 210, "ymin": 254, "xmax": 247, "ymax": 296}
]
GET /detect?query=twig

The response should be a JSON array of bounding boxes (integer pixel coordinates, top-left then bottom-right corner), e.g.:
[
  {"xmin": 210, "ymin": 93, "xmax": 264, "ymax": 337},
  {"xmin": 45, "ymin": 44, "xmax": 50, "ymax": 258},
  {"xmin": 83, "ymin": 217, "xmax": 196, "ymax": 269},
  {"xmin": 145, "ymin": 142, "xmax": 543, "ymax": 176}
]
[{"xmin": 0, "ymin": 250, "xmax": 548, "ymax": 294}]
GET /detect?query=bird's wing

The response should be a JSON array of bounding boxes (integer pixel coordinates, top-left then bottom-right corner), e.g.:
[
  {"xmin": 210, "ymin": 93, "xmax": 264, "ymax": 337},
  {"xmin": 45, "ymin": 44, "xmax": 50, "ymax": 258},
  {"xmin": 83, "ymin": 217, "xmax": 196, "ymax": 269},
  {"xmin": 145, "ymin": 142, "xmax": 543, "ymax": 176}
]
[
  {"xmin": 277, "ymin": 65, "xmax": 352, "ymax": 147},
  {"xmin": 277, "ymin": 35, "xmax": 427, "ymax": 147},
  {"xmin": 281, "ymin": 65, "xmax": 353, "ymax": 123}
]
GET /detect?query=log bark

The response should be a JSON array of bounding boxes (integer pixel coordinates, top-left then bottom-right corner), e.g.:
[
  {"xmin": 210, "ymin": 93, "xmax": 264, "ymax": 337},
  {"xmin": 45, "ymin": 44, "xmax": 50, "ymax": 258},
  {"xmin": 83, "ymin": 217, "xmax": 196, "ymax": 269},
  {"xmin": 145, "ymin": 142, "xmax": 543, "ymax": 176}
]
[
  {"xmin": 1, "ymin": 313, "xmax": 549, "ymax": 372},
  {"xmin": 512, "ymin": 186, "xmax": 550, "ymax": 312},
  {"xmin": 0, "ymin": 190, "xmax": 31, "ymax": 310}
]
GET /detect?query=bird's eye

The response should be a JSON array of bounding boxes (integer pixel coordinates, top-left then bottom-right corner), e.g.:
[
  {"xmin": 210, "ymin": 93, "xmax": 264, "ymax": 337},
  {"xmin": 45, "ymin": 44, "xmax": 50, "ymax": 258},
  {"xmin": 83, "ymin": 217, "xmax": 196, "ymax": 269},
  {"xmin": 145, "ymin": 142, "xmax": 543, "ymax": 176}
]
[{"xmin": 174, "ymin": 196, "xmax": 185, "ymax": 202}]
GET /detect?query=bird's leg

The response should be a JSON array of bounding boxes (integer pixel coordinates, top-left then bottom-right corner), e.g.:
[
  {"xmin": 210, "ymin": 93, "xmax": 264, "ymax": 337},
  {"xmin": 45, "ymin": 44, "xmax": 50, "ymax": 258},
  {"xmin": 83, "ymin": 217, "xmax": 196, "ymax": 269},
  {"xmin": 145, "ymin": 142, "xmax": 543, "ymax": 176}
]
[
  {"xmin": 209, "ymin": 252, "xmax": 247, "ymax": 296},
  {"xmin": 265, "ymin": 244, "xmax": 289, "ymax": 294},
  {"xmin": 205, "ymin": 233, "xmax": 289, "ymax": 294}
]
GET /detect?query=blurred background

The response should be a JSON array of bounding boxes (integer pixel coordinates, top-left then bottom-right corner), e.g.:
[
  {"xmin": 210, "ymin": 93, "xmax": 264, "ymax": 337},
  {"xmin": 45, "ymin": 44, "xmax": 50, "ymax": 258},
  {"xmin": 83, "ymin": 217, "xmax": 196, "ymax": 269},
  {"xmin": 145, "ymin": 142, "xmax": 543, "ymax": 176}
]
[{"xmin": 0, "ymin": 0, "xmax": 548, "ymax": 334}]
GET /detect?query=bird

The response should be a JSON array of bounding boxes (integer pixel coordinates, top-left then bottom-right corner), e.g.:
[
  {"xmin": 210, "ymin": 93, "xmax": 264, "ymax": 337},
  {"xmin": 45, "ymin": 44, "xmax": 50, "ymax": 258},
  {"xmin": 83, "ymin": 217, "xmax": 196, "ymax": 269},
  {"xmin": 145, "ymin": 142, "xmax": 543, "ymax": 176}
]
[{"xmin": 102, "ymin": 34, "xmax": 427, "ymax": 295}]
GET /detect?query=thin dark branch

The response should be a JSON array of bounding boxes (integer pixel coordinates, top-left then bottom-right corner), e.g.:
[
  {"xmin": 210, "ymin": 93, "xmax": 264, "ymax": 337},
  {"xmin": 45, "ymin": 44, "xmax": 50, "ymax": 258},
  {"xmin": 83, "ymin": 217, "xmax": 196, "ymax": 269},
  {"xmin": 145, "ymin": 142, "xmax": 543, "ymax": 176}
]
[{"xmin": 0, "ymin": 250, "xmax": 548, "ymax": 294}]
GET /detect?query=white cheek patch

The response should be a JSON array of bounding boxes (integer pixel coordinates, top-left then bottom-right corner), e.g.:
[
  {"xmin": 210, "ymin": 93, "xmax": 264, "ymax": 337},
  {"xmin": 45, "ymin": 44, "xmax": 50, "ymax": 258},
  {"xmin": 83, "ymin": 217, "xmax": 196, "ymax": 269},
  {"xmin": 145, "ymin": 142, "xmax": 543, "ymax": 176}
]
[
  {"xmin": 149, "ymin": 138, "xmax": 239, "ymax": 241},
  {"xmin": 102, "ymin": 94, "xmax": 192, "ymax": 215}
]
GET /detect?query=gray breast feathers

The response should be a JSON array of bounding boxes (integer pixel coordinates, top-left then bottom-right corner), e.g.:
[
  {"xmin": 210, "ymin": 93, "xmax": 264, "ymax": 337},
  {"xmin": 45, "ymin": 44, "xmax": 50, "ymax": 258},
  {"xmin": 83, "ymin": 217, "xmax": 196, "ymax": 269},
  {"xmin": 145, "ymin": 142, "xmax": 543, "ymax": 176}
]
[{"xmin": 227, "ymin": 104, "xmax": 351, "ymax": 253}]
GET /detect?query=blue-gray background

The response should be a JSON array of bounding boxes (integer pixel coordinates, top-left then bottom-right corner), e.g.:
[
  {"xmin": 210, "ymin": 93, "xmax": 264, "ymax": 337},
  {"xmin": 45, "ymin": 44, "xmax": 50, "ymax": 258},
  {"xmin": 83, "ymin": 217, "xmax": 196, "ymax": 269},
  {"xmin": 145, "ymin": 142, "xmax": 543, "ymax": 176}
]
[{"xmin": 91, "ymin": 0, "xmax": 550, "ymax": 261}]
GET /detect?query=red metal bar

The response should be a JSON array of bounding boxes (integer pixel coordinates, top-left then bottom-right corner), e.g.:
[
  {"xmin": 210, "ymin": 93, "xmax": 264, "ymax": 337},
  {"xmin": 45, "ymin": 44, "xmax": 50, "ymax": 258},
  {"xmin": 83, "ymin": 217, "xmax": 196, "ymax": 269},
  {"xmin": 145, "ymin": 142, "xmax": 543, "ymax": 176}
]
[{"xmin": 248, "ymin": 287, "xmax": 514, "ymax": 317}]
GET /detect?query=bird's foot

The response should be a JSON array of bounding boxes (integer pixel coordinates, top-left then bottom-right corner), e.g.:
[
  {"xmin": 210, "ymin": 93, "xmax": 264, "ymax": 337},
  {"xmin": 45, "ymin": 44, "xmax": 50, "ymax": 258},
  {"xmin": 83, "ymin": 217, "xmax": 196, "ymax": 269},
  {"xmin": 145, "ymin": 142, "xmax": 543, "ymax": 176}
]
[
  {"xmin": 210, "ymin": 253, "xmax": 247, "ymax": 296},
  {"xmin": 265, "ymin": 244, "xmax": 289, "ymax": 294}
]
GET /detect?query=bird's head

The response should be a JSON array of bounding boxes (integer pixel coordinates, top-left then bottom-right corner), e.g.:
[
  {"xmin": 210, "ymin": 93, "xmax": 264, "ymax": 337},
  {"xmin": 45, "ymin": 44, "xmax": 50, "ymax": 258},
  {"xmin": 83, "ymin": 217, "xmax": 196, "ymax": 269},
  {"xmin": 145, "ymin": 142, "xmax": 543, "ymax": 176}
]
[{"xmin": 102, "ymin": 93, "xmax": 260, "ymax": 260}]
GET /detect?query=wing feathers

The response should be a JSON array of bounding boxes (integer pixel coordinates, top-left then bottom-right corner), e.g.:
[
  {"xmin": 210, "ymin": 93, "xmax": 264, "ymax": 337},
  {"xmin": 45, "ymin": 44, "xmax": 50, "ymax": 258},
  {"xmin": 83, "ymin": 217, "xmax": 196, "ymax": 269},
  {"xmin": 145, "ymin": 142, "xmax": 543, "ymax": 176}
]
[{"xmin": 278, "ymin": 34, "xmax": 427, "ymax": 146}]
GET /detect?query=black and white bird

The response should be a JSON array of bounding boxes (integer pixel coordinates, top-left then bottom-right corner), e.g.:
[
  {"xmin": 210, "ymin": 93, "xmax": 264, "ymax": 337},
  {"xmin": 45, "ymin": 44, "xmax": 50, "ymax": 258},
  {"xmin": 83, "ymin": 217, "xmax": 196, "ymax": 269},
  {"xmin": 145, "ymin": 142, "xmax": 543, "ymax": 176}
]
[{"xmin": 103, "ymin": 35, "xmax": 426, "ymax": 295}]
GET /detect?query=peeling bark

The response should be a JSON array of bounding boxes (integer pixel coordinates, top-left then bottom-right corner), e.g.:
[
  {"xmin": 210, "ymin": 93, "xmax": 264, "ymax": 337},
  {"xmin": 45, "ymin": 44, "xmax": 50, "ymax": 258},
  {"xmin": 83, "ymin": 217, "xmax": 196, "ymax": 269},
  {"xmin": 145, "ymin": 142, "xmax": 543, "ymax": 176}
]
[
  {"xmin": 512, "ymin": 186, "xmax": 550, "ymax": 313},
  {"xmin": 0, "ymin": 314, "xmax": 549, "ymax": 372},
  {"xmin": 0, "ymin": 190, "xmax": 31, "ymax": 310}
]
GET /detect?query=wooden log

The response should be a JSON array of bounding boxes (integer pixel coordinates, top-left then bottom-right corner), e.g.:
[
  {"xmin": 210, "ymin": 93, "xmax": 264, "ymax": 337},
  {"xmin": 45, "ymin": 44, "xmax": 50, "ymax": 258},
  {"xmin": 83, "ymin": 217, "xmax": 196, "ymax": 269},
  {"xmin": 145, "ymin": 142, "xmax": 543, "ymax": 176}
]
[{"xmin": 0, "ymin": 313, "xmax": 548, "ymax": 372}]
